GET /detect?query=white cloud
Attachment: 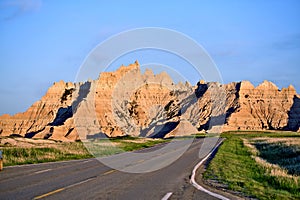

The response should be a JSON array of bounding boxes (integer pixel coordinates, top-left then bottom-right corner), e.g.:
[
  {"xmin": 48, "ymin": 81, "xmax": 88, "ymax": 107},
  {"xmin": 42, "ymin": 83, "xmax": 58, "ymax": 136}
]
[{"xmin": 1, "ymin": 0, "xmax": 42, "ymax": 20}]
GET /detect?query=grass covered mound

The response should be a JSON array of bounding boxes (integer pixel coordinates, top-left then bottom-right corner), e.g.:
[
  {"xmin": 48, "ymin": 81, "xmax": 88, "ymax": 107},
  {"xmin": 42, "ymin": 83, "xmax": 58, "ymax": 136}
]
[{"xmin": 204, "ymin": 131, "xmax": 300, "ymax": 200}]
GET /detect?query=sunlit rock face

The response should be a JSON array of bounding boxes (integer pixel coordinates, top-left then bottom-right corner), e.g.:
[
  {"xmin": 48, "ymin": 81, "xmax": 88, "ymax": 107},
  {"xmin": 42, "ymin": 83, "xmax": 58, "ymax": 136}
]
[
  {"xmin": 223, "ymin": 81, "xmax": 299, "ymax": 132},
  {"xmin": 0, "ymin": 62, "xmax": 299, "ymax": 141}
]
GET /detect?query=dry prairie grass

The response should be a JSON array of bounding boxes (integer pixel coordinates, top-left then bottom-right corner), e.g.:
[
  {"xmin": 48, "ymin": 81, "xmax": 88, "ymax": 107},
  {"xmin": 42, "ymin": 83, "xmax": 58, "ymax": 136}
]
[
  {"xmin": 249, "ymin": 137, "xmax": 300, "ymax": 146},
  {"xmin": 0, "ymin": 136, "xmax": 167, "ymax": 166},
  {"xmin": 243, "ymin": 138, "xmax": 300, "ymax": 183}
]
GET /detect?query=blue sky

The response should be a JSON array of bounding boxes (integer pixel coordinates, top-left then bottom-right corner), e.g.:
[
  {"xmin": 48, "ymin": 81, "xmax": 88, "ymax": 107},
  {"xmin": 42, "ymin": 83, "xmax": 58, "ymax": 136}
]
[{"xmin": 0, "ymin": 0, "xmax": 299, "ymax": 115}]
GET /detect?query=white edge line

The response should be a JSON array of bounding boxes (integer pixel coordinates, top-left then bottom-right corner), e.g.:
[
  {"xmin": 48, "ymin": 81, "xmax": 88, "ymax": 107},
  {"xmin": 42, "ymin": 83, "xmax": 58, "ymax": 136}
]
[
  {"xmin": 161, "ymin": 192, "xmax": 173, "ymax": 200},
  {"xmin": 190, "ymin": 139, "xmax": 230, "ymax": 200}
]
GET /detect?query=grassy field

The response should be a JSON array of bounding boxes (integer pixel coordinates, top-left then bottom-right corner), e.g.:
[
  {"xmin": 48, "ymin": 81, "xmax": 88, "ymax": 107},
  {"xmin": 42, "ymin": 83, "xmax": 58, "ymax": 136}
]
[
  {"xmin": 204, "ymin": 131, "xmax": 300, "ymax": 200},
  {"xmin": 1, "ymin": 142, "xmax": 92, "ymax": 166},
  {"xmin": 84, "ymin": 136, "xmax": 169, "ymax": 157},
  {"xmin": 0, "ymin": 136, "xmax": 168, "ymax": 166}
]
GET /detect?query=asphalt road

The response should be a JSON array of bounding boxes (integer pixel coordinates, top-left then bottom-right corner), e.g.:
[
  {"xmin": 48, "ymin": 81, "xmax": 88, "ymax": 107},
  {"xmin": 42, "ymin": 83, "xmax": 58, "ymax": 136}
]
[{"xmin": 0, "ymin": 138, "xmax": 220, "ymax": 200}]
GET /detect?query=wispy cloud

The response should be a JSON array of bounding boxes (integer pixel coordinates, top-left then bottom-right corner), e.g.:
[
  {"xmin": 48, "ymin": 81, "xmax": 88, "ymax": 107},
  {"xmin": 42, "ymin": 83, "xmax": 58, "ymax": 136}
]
[
  {"xmin": 1, "ymin": 0, "xmax": 42, "ymax": 21},
  {"xmin": 272, "ymin": 33, "xmax": 300, "ymax": 50}
]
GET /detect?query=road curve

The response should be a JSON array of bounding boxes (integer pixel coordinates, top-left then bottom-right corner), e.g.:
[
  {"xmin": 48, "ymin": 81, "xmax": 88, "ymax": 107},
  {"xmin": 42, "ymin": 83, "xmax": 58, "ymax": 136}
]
[
  {"xmin": 191, "ymin": 139, "xmax": 229, "ymax": 200},
  {"xmin": 0, "ymin": 138, "xmax": 222, "ymax": 200}
]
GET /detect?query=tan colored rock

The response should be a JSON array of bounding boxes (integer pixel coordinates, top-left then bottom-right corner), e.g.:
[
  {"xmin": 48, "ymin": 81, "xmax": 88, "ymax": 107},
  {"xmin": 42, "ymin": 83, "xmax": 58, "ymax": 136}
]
[
  {"xmin": 223, "ymin": 81, "xmax": 298, "ymax": 131},
  {"xmin": 0, "ymin": 61, "xmax": 299, "ymax": 141},
  {"xmin": 93, "ymin": 61, "xmax": 184, "ymax": 137},
  {"xmin": 0, "ymin": 81, "xmax": 75, "ymax": 138},
  {"xmin": 164, "ymin": 120, "xmax": 198, "ymax": 138}
]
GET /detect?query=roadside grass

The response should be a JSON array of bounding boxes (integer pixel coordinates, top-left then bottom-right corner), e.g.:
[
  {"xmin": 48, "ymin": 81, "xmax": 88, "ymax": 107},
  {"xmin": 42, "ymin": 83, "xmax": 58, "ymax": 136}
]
[
  {"xmin": 203, "ymin": 131, "xmax": 300, "ymax": 200},
  {"xmin": 164, "ymin": 133, "xmax": 206, "ymax": 140},
  {"xmin": 84, "ymin": 136, "xmax": 168, "ymax": 157},
  {"xmin": 0, "ymin": 136, "xmax": 168, "ymax": 166},
  {"xmin": 1, "ymin": 141, "xmax": 92, "ymax": 166}
]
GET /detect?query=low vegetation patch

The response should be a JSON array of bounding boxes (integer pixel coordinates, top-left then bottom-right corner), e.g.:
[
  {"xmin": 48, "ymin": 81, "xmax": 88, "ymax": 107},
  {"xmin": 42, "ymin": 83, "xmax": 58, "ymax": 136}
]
[
  {"xmin": 204, "ymin": 131, "xmax": 300, "ymax": 200},
  {"xmin": 1, "ymin": 141, "xmax": 92, "ymax": 166},
  {"xmin": 252, "ymin": 138, "xmax": 300, "ymax": 176},
  {"xmin": 84, "ymin": 136, "xmax": 168, "ymax": 157},
  {"xmin": 0, "ymin": 136, "xmax": 168, "ymax": 166}
]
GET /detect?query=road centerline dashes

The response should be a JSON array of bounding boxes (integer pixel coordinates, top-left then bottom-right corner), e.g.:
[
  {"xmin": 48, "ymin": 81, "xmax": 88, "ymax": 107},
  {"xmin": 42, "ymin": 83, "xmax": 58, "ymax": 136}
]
[
  {"xmin": 33, "ymin": 188, "xmax": 65, "ymax": 200},
  {"xmin": 103, "ymin": 169, "xmax": 116, "ymax": 175},
  {"xmin": 33, "ymin": 177, "xmax": 96, "ymax": 199},
  {"xmin": 136, "ymin": 159, "xmax": 145, "ymax": 163}
]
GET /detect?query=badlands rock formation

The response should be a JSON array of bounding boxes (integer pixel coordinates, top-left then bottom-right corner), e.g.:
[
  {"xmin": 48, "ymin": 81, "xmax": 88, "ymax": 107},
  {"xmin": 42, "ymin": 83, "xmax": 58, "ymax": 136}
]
[
  {"xmin": 223, "ymin": 81, "xmax": 299, "ymax": 131},
  {"xmin": 0, "ymin": 61, "xmax": 299, "ymax": 141}
]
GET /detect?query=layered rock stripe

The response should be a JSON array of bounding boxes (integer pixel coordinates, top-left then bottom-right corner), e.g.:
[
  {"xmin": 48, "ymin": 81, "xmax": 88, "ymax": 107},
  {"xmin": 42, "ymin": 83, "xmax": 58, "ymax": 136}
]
[{"xmin": 0, "ymin": 61, "xmax": 299, "ymax": 141}]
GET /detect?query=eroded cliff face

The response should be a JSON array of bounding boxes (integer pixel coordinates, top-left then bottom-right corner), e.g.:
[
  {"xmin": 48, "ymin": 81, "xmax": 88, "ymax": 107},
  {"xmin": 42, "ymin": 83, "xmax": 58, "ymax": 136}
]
[
  {"xmin": 93, "ymin": 61, "xmax": 194, "ymax": 138},
  {"xmin": 223, "ymin": 81, "xmax": 299, "ymax": 131},
  {"xmin": 0, "ymin": 81, "xmax": 75, "ymax": 139},
  {"xmin": 0, "ymin": 62, "xmax": 299, "ymax": 140}
]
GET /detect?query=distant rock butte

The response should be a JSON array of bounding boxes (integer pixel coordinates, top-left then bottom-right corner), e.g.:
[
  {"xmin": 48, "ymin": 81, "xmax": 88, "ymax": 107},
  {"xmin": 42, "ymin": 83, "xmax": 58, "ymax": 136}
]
[{"xmin": 0, "ymin": 61, "xmax": 299, "ymax": 141}]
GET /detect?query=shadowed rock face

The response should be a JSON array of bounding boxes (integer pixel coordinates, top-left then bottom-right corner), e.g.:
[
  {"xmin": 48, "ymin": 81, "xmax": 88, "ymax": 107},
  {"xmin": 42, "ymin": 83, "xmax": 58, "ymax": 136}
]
[
  {"xmin": 286, "ymin": 95, "xmax": 300, "ymax": 132},
  {"xmin": 0, "ymin": 62, "xmax": 299, "ymax": 141}
]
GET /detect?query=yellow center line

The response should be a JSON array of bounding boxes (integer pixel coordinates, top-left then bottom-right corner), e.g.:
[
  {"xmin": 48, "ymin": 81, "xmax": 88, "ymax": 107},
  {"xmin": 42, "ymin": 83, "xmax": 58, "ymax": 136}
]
[
  {"xmin": 33, "ymin": 169, "xmax": 118, "ymax": 199},
  {"xmin": 103, "ymin": 169, "xmax": 116, "ymax": 175},
  {"xmin": 33, "ymin": 188, "xmax": 65, "ymax": 200},
  {"xmin": 33, "ymin": 177, "xmax": 96, "ymax": 199},
  {"xmin": 137, "ymin": 159, "xmax": 145, "ymax": 163}
]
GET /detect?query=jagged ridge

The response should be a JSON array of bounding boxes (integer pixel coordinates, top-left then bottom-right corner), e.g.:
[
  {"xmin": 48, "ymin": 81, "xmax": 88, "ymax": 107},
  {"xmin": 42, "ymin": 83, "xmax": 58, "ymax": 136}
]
[{"xmin": 0, "ymin": 61, "xmax": 299, "ymax": 141}]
